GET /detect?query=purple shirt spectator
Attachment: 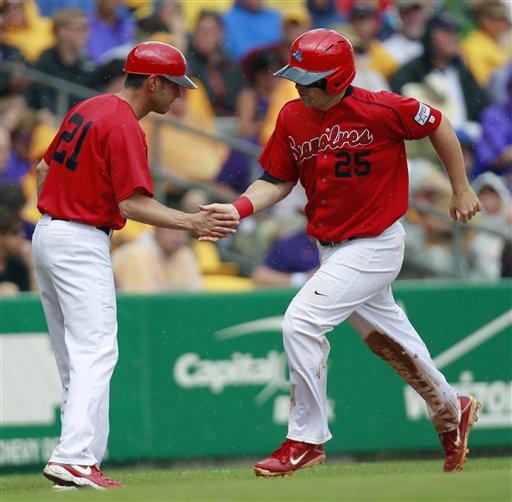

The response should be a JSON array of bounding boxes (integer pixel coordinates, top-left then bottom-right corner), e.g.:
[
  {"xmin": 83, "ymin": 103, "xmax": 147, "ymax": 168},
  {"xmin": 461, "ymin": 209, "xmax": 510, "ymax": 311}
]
[
  {"xmin": 223, "ymin": 1, "xmax": 282, "ymax": 61},
  {"xmin": 86, "ymin": 6, "xmax": 134, "ymax": 64},
  {"xmin": 264, "ymin": 230, "xmax": 319, "ymax": 273},
  {"xmin": 307, "ymin": 0, "xmax": 346, "ymax": 29},
  {"xmin": 215, "ymin": 150, "xmax": 254, "ymax": 195},
  {"xmin": 3, "ymin": 151, "xmax": 31, "ymax": 183},
  {"xmin": 475, "ymin": 70, "xmax": 512, "ymax": 180}
]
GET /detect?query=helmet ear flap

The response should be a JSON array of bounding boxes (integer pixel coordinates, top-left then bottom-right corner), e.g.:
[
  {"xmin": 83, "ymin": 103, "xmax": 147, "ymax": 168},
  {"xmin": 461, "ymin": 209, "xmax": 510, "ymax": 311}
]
[
  {"xmin": 325, "ymin": 78, "xmax": 342, "ymax": 94},
  {"xmin": 325, "ymin": 66, "xmax": 356, "ymax": 94}
]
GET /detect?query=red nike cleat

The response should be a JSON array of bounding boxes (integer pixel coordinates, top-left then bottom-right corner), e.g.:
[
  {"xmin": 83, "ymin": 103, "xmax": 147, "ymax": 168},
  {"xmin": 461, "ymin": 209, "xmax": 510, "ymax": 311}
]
[
  {"xmin": 440, "ymin": 395, "xmax": 481, "ymax": 472},
  {"xmin": 254, "ymin": 438, "xmax": 326, "ymax": 477},
  {"xmin": 43, "ymin": 462, "xmax": 122, "ymax": 490}
]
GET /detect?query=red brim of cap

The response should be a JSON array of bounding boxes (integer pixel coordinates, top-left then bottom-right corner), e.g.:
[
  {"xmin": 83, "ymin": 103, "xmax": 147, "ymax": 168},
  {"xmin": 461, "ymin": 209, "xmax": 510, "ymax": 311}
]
[{"xmin": 273, "ymin": 64, "xmax": 334, "ymax": 85}]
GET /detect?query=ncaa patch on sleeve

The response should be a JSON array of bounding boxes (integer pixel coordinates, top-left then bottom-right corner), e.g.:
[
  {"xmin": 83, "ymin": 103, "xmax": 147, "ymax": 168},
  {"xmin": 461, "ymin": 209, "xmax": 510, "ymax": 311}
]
[{"xmin": 414, "ymin": 102, "xmax": 431, "ymax": 126}]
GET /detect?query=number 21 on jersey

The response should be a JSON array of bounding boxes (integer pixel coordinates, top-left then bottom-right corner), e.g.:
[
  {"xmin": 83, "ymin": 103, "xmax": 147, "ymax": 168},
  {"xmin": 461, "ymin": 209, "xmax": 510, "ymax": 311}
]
[{"xmin": 52, "ymin": 112, "xmax": 93, "ymax": 171}]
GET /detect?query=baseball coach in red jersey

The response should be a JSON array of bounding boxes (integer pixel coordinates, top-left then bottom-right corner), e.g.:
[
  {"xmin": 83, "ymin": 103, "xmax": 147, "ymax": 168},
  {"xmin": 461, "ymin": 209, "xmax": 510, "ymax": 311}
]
[
  {"xmin": 200, "ymin": 29, "xmax": 482, "ymax": 477},
  {"xmin": 33, "ymin": 41, "xmax": 238, "ymax": 491}
]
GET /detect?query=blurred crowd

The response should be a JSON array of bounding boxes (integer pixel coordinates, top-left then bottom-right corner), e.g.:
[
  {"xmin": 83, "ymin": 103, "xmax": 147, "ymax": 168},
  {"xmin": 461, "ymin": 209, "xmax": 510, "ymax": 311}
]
[{"xmin": 1, "ymin": 0, "xmax": 511, "ymax": 295}]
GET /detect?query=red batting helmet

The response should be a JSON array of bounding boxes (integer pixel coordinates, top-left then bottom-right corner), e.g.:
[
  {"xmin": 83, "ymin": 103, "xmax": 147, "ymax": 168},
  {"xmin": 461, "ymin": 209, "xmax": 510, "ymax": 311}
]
[
  {"xmin": 123, "ymin": 41, "xmax": 197, "ymax": 89},
  {"xmin": 274, "ymin": 29, "xmax": 356, "ymax": 94}
]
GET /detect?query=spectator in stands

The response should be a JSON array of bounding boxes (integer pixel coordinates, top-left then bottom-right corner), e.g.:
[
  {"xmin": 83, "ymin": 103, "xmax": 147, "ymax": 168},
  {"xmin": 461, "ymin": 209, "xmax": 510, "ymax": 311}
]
[
  {"xmin": 86, "ymin": 0, "xmax": 134, "ymax": 63},
  {"xmin": 252, "ymin": 227, "xmax": 319, "ymax": 288},
  {"xmin": 439, "ymin": 0, "xmax": 476, "ymax": 37},
  {"xmin": 475, "ymin": 66, "xmax": 512, "ymax": 188},
  {"xmin": 186, "ymin": 10, "xmax": 243, "ymax": 116},
  {"xmin": 456, "ymin": 127, "xmax": 479, "ymax": 180},
  {"xmin": 137, "ymin": 0, "xmax": 187, "ymax": 53},
  {"xmin": 141, "ymin": 78, "xmax": 229, "ymax": 183},
  {"xmin": 331, "ymin": 24, "xmax": 390, "ymax": 92},
  {"xmin": 382, "ymin": 0, "xmax": 426, "ymax": 68},
  {"xmin": 0, "ymin": 125, "xmax": 9, "ymax": 170},
  {"xmin": 0, "ymin": 0, "xmax": 53, "ymax": 62},
  {"xmin": 0, "ymin": 179, "xmax": 25, "ymax": 213},
  {"xmin": 237, "ymin": 49, "xmax": 281, "ymax": 143},
  {"xmin": 468, "ymin": 172, "xmax": 511, "ymax": 279},
  {"xmin": 94, "ymin": 57, "xmax": 125, "ymax": 92},
  {"xmin": 461, "ymin": 1, "xmax": 511, "ymax": 87},
  {"xmin": 401, "ymin": 160, "xmax": 458, "ymax": 278},
  {"xmin": 0, "ymin": 207, "xmax": 33, "ymax": 296},
  {"xmin": 36, "ymin": 0, "xmax": 93, "ymax": 17},
  {"xmin": 1, "ymin": 112, "xmax": 34, "ymax": 183},
  {"xmin": 488, "ymin": 62, "xmax": 512, "ymax": 105},
  {"xmin": 502, "ymin": 240, "xmax": 512, "ymax": 277},
  {"xmin": 275, "ymin": 9, "xmax": 312, "ymax": 64},
  {"xmin": 215, "ymin": 49, "xmax": 280, "ymax": 196},
  {"xmin": 391, "ymin": 13, "xmax": 488, "ymax": 127},
  {"xmin": 258, "ymin": 10, "xmax": 313, "ymax": 144},
  {"xmin": 223, "ymin": 0, "xmax": 282, "ymax": 61},
  {"xmin": 348, "ymin": 3, "xmax": 398, "ymax": 81},
  {"xmin": 0, "ymin": 180, "xmax": 35, "ymax": 240},
  {"xmin": 25, "ymin": 8, "xmax": 96, "ymax": 114},
  {"xmin": 306, "ymin": 0, "xmax": 345, "ymax": 29},
  {"xmin": 112, "ymin": 228, "xmax": 203, "ymax": 293},
  {"xmin": 0, "ymin": 41, "xmax": 28, "ymax": 99}
]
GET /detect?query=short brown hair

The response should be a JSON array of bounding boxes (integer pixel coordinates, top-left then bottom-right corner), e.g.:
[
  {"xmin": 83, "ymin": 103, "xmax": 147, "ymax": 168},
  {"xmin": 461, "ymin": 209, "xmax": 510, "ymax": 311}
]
[
  {"xmin": 52, "ymin": 8, "xmax": 87, "ymax": 34},
  {"xmin": 474, "ymin": 1, "xmax": 510, "ymax": 22}
]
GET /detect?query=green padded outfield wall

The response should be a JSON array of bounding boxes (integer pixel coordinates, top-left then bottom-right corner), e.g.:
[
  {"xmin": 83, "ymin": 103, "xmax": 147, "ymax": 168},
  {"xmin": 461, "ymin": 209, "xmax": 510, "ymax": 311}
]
[{"xmin": 1, "ymin": 281, "xmax": 511, "ymax": 469}]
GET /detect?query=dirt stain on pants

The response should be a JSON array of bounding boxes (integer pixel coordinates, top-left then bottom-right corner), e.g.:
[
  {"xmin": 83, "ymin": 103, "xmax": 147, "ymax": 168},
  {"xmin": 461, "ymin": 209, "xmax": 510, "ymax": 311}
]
[{"xmin": 364, "ymin": 330, "xmax": 459, "ymax": 432}]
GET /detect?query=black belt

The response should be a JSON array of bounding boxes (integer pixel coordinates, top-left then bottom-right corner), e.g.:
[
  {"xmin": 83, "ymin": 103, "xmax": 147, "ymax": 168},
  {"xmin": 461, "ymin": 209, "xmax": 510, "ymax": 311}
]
[
  {"xmin": 50, "ymin": 217, "xmax": 111, "ymax": 236},
  {"xmin": 318, "ymin": 236, "xmax": 358, "ymax": 247}
]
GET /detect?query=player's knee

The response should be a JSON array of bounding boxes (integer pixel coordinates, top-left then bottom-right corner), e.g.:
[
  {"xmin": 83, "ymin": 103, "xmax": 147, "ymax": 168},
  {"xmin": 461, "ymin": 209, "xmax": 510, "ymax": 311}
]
[
  {"xmin": 283, "ymin": 304, "xmax": 318, "ymax": 341},
  {"xmin": 282, "ymin": 308, "xmax": 295, "ymax": 338}
]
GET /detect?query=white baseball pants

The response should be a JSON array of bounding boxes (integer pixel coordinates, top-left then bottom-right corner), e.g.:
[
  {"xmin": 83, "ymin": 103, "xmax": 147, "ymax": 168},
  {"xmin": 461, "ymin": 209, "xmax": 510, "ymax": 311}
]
[
  {"xmin": 284, "ymin": 222, "xmax": 460, "ymax": 444},
  {"xmin": 32, "ymin": 214, "xmax": 117, "ymax": 466}
]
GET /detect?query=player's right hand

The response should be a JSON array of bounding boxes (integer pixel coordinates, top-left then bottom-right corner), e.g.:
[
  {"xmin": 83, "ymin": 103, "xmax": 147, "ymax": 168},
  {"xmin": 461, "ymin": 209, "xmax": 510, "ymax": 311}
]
[
  {"xmin": 197, "ymin": 203, "xmax": 241, "ymax": 242},
  {"xmin": 189, "ymin": 208, "xmax": 239, "ymax": 242},
  {"xmin": 199, "ymin": 203, "xmax": 241, "ymax": 221},
  {"xmin": 449, "ymin": 187, "xmax": 481, "ymax": 223}
]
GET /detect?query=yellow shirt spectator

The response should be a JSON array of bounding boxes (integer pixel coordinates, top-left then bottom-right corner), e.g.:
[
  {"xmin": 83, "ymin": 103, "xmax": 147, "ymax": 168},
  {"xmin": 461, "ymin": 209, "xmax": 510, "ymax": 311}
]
[
  {"xmin": 2, "ymin": 0, "xmax": 54, "ymax": 62},
  {"xmin": 112, "ymin": 229, "xmax": 203, "ymax": 293},
  {"xmin": 368, "ymin": 41, "xmax": 400, "ymax": 81},
  {"xmin": 141, "ymin": 79, "xmax": 228, "ymax": 182},
  {"xmin": 461, "ymin": 28, "xmax": 509, "ymax": 86},
  {"xmin": 180, "ymin": 0, "xmax": 231, "ymax": 30},
  {"xmin": 259, "ymin": 78, "xmax": 297, "ymax": 146}
]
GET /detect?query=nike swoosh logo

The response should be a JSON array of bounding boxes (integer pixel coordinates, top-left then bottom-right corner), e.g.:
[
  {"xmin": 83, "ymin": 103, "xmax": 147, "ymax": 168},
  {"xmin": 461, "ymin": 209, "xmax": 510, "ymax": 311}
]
[
  {"xmin": 71, "ymin": 465, "xmax": 92, "ymax": 475},
  {"xmin": 314, "ymin": 291, "xmax": 328, "ymax": 296},
  {"xmin": 290, "ymin": 451, "xmax": 308, "ymax": 466}
]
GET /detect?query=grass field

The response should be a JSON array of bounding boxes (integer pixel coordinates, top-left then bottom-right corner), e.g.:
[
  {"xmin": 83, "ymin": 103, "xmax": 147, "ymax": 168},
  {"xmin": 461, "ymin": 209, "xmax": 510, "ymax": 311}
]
[{"xmin": 1, "ymin": 457, "xmax": 510, "ymax": 501}]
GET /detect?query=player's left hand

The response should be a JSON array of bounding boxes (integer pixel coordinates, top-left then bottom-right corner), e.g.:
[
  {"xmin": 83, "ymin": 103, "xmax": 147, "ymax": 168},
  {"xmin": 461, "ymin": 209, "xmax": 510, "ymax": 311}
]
[
  {"xmin": 449, "ymin": 188, "xmax": 481, "ymax": 223},
  {"xmin": 189, "ymin": 209, "xmax": 239, "ymax": 242},
  {"xmin": 197, "ymin": 203, "xmax": 241, "ymax": 242}
]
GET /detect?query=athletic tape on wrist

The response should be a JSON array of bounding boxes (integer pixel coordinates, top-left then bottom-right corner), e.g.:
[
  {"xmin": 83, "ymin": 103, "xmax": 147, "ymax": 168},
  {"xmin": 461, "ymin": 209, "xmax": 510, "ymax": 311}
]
[{"xmin": 232, "ymin": 196, "xmax": 254, "ymax": 219}]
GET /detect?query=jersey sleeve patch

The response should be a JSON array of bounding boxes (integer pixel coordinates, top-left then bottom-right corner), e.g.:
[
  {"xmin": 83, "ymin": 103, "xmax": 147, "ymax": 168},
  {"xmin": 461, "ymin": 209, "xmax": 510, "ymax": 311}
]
[{"xmin": 414, "ymin": 102, "xmax": 432, "ymax": 126}]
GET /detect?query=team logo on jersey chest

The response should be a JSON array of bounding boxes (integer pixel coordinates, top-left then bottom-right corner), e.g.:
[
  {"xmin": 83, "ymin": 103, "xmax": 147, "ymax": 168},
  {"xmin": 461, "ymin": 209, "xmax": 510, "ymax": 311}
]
[{"xmin": 288, "ymin": 126, "xmax": 374, "ymax": 165}]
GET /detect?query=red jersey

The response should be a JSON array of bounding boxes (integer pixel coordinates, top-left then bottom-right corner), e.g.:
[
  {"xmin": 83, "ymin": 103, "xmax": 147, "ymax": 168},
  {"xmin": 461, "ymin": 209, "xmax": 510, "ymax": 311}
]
[
  {"xmin": 259, "ymin": 86, "xmax": 442, "ymax": 242},
  {"xmin": 38, "ymin": 94, "xmax": 153, "ymax": 230}
]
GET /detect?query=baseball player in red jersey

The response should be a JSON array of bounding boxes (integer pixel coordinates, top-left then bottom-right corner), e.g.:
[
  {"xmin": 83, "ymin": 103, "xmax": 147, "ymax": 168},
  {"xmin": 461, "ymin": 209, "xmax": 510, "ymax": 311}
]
[
  {"xmin": 33, "ymin": 41, "xmax": 237, "ymax": 491},
  {"xmin": 200, "ymin": 29, "xmax": 482, "ymax": 477}
]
